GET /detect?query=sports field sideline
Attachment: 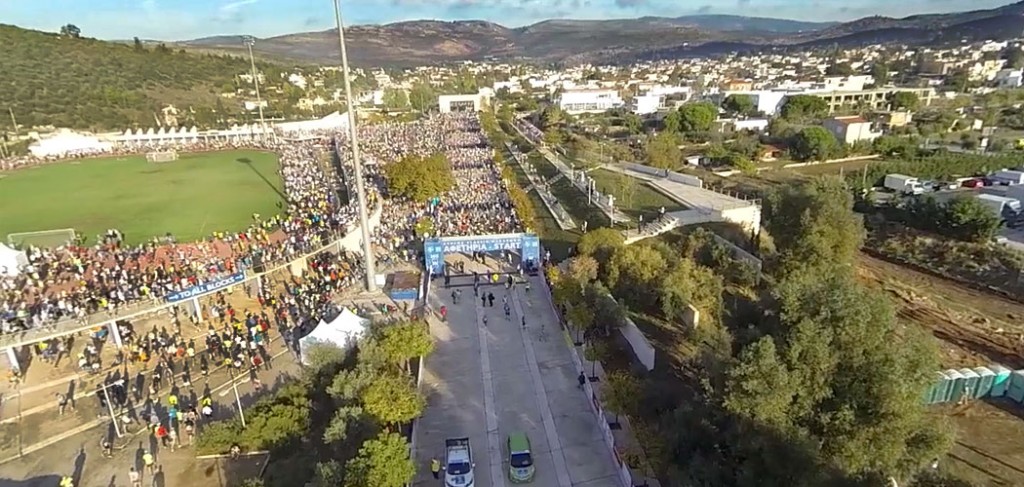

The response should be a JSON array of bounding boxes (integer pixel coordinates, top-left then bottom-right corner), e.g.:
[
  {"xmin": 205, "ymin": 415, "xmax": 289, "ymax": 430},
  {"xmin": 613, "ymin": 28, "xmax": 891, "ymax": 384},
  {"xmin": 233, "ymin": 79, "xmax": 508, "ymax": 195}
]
[{"xmin": 0, "ymin": 150, "xmax": 285, "ymax": 246}]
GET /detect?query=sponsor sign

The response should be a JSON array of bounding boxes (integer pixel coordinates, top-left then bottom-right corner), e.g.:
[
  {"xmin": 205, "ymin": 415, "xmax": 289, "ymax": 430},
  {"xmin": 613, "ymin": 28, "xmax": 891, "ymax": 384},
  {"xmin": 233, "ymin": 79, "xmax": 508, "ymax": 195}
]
[
  {"xmin": 165, "ymin": 272, "xmax": 246, "ymax": 303},
  {"xmin": 423, "ymin": 233, "xmax": 541, "ymax": 275}
]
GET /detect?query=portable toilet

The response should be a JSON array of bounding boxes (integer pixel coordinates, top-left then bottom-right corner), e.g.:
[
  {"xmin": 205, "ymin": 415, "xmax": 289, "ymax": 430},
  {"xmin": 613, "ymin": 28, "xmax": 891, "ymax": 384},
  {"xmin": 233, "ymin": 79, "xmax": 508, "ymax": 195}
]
[
  {"xmin": 946, "ymin": 369, "xmax": 966, "ymax": 403},
  {"xmin": 973, "ymin": 367, "xmax": 996, "ymax": 398},
  {"xmin": 958, "ymin": 368, "xmax": 980, "ymax": 401},
  {"xmin": 1007, "ymin": 370, "xmax": 1024, "ymax": 403},
  {"xmin": 990, "ymin": 364, "xmax": 1013, "ymax": 397},
  {"xmin": 926, "ymin": 371, "xmax": 949, "ymax": 404}
]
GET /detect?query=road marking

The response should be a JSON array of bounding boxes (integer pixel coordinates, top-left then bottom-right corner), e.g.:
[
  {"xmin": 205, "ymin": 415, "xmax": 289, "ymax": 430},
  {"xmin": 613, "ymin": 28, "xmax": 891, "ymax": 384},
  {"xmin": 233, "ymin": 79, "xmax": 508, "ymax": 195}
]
[
  {"xmin": 512, "ymin": 289, "xmax": 573, "ymax": 487},
  {"xmin": 475, "ymin": 300, "xmax": 506, "ymax": 487}
]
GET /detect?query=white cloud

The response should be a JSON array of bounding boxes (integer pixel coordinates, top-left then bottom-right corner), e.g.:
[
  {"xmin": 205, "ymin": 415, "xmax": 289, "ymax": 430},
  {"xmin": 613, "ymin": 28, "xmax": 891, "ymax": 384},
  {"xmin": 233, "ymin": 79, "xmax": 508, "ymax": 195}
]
[{"xmin": 221, "ymin": 0, "xmax": 260, "ymax": 13}]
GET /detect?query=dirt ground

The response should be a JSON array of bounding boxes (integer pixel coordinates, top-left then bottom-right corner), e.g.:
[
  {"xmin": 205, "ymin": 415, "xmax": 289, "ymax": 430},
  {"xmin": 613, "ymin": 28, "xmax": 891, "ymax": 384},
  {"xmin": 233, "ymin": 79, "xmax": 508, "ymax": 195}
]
[{"xmin": 856, "ymin": 253, "xmax": 1024, "ymax": 486}]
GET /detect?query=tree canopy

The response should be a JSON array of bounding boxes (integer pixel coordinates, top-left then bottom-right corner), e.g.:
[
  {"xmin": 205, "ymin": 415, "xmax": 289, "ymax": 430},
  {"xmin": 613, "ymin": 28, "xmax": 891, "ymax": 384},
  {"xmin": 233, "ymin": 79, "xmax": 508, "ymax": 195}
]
[
  {"xmin": 722, "ymin": 94, "xmax": 756, "ymax": 117},
  {"xmin": 780, "ymin": 95, "xmax": 830, "ymax": 121},
  {"xmin": 384, "ymin": 153, "xmax": 455, "ymax": 201},
  {"xmin": 344, "ymin": 432, "xmax": 417, "ymax": 487},
  {"xmin": 645, "ymin": 132, "xmax": 681, "ymax": 170},
  {"xmin": 791, "ymin": 126, "xmax": 838, "ymax": 162},
  {"xmin": 676, "ymin": 102, "xmax": 718, "ymax": 132}
]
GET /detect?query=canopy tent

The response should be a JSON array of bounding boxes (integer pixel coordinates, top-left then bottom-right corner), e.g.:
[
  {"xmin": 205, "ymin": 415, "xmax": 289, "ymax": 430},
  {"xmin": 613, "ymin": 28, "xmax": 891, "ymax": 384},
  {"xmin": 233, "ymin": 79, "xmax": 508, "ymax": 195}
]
[
  {"xmin": 0, "ymin": 243, "xmax": 28, "ymax": 277},
  {"xmin": 298, "ymin": 308, "xmax": 371, "ymax": 364}
]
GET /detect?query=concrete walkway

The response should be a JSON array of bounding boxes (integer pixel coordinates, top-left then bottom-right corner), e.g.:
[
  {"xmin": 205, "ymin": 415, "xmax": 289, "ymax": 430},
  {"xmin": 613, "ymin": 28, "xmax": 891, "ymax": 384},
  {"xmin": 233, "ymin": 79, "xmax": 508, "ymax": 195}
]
[{"xmin": 505, "ymin": 142, "xmax": 577, "ymax": 231}]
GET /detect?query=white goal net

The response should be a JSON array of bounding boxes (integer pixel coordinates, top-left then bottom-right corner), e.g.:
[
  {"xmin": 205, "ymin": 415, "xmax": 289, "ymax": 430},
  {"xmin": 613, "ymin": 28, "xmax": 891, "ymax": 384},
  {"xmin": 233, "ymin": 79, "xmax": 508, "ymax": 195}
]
[
  {"xmin": 146, "ymin": 150, "xmax": 179, "ymax": 163},
  {"xmin": 7, "ymin": 228, "xmax": 77, "ymax": 249}
]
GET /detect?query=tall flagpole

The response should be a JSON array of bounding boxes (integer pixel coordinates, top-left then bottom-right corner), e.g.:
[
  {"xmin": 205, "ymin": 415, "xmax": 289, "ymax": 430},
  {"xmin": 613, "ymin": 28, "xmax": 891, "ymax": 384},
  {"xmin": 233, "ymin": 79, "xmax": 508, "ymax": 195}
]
[{"xmin": 333, "ymin": 0, "xmax": 377, "ymax": 291}]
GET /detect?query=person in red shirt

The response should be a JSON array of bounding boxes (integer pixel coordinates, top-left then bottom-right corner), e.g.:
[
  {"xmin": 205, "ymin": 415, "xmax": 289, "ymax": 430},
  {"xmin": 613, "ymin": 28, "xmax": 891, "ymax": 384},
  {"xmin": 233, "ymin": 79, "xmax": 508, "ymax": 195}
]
[{"xmin": 439, "ymin": 306, "xmax": 447, "ymax": 322}]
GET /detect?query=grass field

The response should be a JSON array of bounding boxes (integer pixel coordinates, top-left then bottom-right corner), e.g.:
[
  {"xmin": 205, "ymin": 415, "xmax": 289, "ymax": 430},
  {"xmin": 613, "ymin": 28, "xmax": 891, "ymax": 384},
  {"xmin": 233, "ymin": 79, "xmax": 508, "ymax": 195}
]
[{"xmin": 0, "ymin": 150, "xmax": 284, "ymax": 245}]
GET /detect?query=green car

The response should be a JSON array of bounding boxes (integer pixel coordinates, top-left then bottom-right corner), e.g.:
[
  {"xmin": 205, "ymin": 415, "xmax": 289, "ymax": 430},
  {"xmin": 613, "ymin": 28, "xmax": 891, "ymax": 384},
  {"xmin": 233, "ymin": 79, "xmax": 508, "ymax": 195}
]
[{"xmin": 507, "ymin": 432, "xmax": 535, "ymax": 483}]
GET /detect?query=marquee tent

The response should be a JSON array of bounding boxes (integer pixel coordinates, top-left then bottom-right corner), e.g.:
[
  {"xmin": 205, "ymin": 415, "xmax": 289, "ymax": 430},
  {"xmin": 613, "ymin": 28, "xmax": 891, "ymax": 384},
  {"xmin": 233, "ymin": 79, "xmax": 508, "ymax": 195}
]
[
  {"xmin": 0, "ymin": 243, "xmax": 28, "ymax": 277},
  {"xmin": 298, "ymin": 308, "xmax": 371, "ymax": 364}
]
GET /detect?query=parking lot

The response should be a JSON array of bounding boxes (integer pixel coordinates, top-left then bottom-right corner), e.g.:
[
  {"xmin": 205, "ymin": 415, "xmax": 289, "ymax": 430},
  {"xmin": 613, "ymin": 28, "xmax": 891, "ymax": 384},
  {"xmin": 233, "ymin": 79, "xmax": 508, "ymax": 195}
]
[{"xmin": 412, "ymin": 269, "xmax": 621, "ymax": 487}]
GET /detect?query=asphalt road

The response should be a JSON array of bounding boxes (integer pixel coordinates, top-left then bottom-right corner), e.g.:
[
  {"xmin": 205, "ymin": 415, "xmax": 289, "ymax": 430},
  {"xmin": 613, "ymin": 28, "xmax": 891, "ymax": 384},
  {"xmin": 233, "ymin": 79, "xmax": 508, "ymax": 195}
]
[{"xmin": 412, "ymin": 270, "xmax": 620, "ymax": 487}]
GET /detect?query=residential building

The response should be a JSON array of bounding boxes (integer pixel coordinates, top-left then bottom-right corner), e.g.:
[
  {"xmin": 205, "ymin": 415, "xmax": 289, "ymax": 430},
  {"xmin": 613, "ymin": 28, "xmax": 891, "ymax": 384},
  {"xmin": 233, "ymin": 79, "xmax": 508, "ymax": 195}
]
[
  {"xmin": 724, "ymin": 79, "xmax": 754, "ymax": 91},
  {"xmin": 722, "ymin": 90, "xmax": 788, "ymax": 115},
  {"xmin": 810, "ymin": 87, "xmax": 936, "ymax": 114},
  {"xmin": 632, "ymin": 94, "xmax": 662, "ymax": 115},
  {"xmin": 823, "ymin": 116, "xmax": 882, "ymax": 145},
  {"xmin": 556, "ymin": 89, "xmax": 625, "ymax": 114}
]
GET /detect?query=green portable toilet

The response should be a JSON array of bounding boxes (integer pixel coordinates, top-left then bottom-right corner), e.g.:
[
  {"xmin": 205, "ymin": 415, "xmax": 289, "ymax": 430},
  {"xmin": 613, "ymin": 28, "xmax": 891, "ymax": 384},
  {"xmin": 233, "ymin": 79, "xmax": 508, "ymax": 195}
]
[
  {"xmin": 1007, "ymin": 370, "xmax": 1024, "ymax": 403},
  {"xmin": 946, "ymin": 369, "xmax": 966, "ymax": 403},
  {"xmin": 990, "ymin": 365, "xmax": 1012, "ymax": 397},
  {"xmin": 959, "ymin": 368, "xmax": 980, "ymax": 400},
  {"xmin": 973, "ymin": 367, "xmax": 995, "ymax": 398},
  {"xmin": 932, "ymin": 371, "xmax": 952, "ymax": 404}
]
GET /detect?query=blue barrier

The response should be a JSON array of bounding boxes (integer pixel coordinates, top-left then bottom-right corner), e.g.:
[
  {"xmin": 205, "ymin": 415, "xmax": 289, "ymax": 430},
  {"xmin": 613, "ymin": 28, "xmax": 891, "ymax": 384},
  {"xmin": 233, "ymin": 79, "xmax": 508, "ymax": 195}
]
[{"xmin": 165, "ymin": 272, "xmax": 246, "ymax": 303}]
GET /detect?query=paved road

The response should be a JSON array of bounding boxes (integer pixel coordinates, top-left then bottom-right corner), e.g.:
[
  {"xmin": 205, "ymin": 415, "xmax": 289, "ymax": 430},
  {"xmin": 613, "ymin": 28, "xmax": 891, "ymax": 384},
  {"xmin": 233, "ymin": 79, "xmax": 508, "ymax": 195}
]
[{"xmin": 413, "ymin": 272, "xmax": 621, "ymax": 487}]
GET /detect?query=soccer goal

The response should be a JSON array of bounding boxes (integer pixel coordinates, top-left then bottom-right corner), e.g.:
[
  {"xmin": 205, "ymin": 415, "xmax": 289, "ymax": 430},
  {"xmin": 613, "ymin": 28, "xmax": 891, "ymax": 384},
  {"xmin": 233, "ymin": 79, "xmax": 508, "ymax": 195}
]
[
  {"xmin": 146, "ymin": 150, "xmax": 179, "ymax": 163},
  {"xmin": 7, "ymin": 228, "xmax": 77, "ymax": 249}
]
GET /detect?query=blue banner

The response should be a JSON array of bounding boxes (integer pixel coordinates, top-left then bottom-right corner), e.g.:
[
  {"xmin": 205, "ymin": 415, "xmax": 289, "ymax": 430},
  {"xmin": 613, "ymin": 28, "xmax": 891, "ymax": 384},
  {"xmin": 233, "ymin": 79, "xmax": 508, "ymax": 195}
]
[
  {"xmin": 423, "ymin": 233, "xmax": 541, "ymax": 275},
  {"xmin": 165, "ymin": 272, "xmax": 246, "ymax": 303}
]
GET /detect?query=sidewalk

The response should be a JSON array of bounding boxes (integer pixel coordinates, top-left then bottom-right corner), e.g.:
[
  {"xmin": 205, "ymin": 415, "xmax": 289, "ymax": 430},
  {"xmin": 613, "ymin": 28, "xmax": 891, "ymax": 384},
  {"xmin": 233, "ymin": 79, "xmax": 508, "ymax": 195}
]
[{"xmin": 504, "ymin": 141, "xmax": 577, "ymax": 231}]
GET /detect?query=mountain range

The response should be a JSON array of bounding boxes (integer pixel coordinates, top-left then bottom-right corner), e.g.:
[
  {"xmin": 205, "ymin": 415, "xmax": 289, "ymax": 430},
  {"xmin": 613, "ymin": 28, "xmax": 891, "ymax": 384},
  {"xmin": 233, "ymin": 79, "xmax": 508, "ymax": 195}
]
[{"xmin": 179, "ymin": 3, "xmax": 1024, "ymax": 66}]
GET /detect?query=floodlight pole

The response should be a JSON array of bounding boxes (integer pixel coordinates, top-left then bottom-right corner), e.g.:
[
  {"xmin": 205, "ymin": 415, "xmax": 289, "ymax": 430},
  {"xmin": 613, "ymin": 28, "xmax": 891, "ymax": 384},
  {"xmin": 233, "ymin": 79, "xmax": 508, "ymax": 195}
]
[
  {"xmin": 334, "ymin": 0, "xmax": 377, "ymax": 292},
  {"xmin": 244, "ymin": 37, "xmax": 269, "ymax": 141}
]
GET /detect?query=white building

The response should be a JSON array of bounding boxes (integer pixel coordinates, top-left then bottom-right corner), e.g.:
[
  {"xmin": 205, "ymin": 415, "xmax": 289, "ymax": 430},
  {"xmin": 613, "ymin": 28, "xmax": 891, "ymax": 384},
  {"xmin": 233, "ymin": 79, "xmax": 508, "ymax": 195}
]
[
  {"xmin": 556, "ymin": 89, "xmax": 624, "ymax": 114},
  {"xmin": 632, "ymin": 94, "xmax": 662, "ymax": 115},
  {"xmin": 724, "ymin": 90, "xmax": 789, "ymax": 115},
  {"xmin": 244, "ymin": 100, "xmax": 268, "ymax": 111},
  {"xmin": 823, "ymin": 116, "xmax": 882, "ymax": 145},
  {"xmin": 438, "ymin": 92, "xmax": 491, "ymax": 113},
  {"xmin": 995, "ymin": 69, "xmax": 1024, "ymax": 88},
  {"xmin": 287, "ymin": 73, "xmax": 308, "ymax": 90}
]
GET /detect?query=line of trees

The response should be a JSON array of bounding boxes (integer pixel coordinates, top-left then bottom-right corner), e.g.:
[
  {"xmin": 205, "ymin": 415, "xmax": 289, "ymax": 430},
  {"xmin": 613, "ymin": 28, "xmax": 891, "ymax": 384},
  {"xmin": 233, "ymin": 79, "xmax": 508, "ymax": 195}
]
[
  {"xmin": 197, "ymin": 319, "xmax": 433, "ymax": 487},
  {"xmin": 549, "ymin": 177, "xmax": 956, "ymax": 486}
]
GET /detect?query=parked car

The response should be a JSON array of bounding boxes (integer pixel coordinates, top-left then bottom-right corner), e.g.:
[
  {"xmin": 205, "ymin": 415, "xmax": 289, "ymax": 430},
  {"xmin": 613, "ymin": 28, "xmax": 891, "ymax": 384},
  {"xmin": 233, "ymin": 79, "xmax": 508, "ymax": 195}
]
[{"xmin": 962, "ymin": 178, "xmax": 983, "ymax": 188}]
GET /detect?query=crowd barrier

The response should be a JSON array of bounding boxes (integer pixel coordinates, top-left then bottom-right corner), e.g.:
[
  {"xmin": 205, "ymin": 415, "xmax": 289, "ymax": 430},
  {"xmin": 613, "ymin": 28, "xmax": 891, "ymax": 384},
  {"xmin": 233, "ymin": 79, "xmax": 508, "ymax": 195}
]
[{"xmin": 0, "ymin": 203, "xmax": 383, "ymax": 355}]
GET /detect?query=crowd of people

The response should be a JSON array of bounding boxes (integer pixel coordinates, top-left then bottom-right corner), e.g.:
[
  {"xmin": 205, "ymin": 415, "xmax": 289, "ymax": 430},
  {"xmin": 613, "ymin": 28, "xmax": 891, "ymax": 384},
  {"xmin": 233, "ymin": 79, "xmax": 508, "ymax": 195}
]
[
  {"xmin": 0, "ymin": 137, "xmax": 364, "ymax": 335},
  {"xmin": 1, "ymin": 112, "xmax": 523, "ymax": 343}
]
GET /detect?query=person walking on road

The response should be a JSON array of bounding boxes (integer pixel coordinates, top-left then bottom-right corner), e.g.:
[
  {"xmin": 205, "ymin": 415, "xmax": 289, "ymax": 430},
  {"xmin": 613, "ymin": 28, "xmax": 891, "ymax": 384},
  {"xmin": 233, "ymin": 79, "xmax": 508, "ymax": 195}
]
[
  {"xmin": 142, "ymin": 450, "xmax": 156, "ymax": 476},
  {"xmin": 128, "ymin": 467, "xmax": 141, "ymax": 487},
  {"xmin": 431, "ymin": 457, "xmax": 441, "ymax": 479},
  {"xmin": 439, "ymin": 305, "xmax": 448, "ymax": 322},
  {"xmin": 55, "ymin": 392, "xmax": 73, "ymax": 415},
  {"xmin": 487, "ymin": 293, "xmax": 495, "ymax": 307},
  {"xmin": 578, "ymin": 371, "xmax": 586, "ymax": 389}
]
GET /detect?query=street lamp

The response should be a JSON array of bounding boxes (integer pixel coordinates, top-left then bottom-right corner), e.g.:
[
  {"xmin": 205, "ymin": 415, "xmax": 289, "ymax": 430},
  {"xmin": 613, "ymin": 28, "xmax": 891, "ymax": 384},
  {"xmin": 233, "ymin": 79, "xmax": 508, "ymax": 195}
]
[
  {"xmin": 333, "ymin": 0, "xmax": 377, "ymax": 291},
  {"xmin": 243, "ymin": 36, "xmax": 269, "ymax": 141}
]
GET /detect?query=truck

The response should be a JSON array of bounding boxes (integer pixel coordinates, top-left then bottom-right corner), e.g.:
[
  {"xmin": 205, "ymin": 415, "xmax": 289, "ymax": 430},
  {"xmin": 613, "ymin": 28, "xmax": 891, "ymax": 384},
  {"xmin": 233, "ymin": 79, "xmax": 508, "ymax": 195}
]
[
  {"xmin": 992, "ymin": 169, "xmax": 1024, "ymax": 186},
  {"xmin": 976, "ymin": 194, "xmax": 1022, "ymax": 222},
  {"xmin": 884, "ymin": 174, "xmax": 924, "ymax": 195},
  {"xmin": 444, "ymin": 437, "xmax": 475, "ymax": 487}
]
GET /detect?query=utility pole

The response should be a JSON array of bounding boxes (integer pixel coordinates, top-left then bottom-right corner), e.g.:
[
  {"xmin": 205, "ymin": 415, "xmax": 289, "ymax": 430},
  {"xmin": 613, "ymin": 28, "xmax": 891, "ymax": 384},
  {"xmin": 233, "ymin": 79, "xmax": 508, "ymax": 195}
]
[
  {"xmin": 333, "ymin": 0, "xmax": 377, "ymax": 291},
  {"xmin": 8, "ymin": 107, "xmax": 18, "ymax": 134},
  {"xmin": 243, "ymin": 36, "xmax": 269, "ymax": 141}
]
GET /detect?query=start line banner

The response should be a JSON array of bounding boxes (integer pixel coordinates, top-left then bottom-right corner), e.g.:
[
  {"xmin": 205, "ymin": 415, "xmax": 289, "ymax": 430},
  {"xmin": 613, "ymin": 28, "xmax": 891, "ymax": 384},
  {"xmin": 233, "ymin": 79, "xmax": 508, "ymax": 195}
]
[{"xmin": 165, "ymin": 272, "xmax": 246, "ymax": 303}]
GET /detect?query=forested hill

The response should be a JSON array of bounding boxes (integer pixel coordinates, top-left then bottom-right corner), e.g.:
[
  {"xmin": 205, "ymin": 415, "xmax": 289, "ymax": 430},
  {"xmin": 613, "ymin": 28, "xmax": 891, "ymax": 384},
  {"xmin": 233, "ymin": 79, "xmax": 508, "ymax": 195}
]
[{"xmin": 0, "ymin": 24, "xmax": 276, "ymax": 132}]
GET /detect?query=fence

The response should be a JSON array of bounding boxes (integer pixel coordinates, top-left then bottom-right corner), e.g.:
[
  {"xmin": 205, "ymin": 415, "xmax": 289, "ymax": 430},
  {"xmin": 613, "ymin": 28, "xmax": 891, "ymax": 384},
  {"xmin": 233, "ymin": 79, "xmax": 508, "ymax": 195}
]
[{"xmin": 0, "ymin": 203, "xmax": 383, "ymax": 355}]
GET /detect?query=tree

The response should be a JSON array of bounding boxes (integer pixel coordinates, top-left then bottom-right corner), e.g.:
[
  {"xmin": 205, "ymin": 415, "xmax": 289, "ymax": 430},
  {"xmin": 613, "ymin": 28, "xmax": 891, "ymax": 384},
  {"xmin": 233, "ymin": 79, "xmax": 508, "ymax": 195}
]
[
  {"xmin": 312, "ymin": 460, "xmax": 344, "ymax": 487},
  {"xmin": 780, "ymin": 95, "xmax": 829, "ymax": 121},
  {"xmin": 677, "ymin": 102, "xmax": 718, "ymax": 133},
  {"xmin": 660, "ymin": 259, "xmax": 724, "ymax": 324},
  {"xmin": 370, "ymin": 320, "xmax": 434, "ymax": 372},
  {"xmin": 941, "ymin": 195, "xmax": 1001, "ymax": 243},
  {"xmin": 825, "ymin": 62, "xmax": 854, "ymax": 76},
  {"xmin": 873, "ymin": 135, "xmax": 915, "ymax": 157},
  {"xmin": 384, "ymin": 153, "xmax": 454, "ymax": 201},
  {"xmin": 577, "ymin": 228, "xmax": 626, "ymax": 274},
  {"xmin": 602, "ymin": 371, "xmax": 642, "ymax": 424},
  {"xmin": 344, "ymin": 432, "xmax": 416, "ymax": 487},
  {"xmin": 328, "ymin": 365, "xmax": 378, "ymax": 401},
  {"xmin": 59, "ymin": 24, "xmax": 82, "ymax": 38},
  {"xmin": 1005, "ymin": 48, "xmax": 1024, "ymax": 69},
  {"xmin": 566, "ymin": 255, "xmax": 599, "ymax": 292},
  {"xmin": 891, "ymin": 91, "xmax": 920, "ymax": 111},
  {"xmin": 871, "ymin": 62, "xmax": 890, "ymax": 85},
  {"xmin": 323, "ymin": 406, "xmax": 365, "ymax": 444},
  {"xmin": 408, "ymin": 82, "xmax": 436, "ymax": 112},
  {"xmin": 763, "ymin": 176, "xmax": 863, "ymax": 278},
  {"xmin": 360, "ymin": 373, "xmax": 425, "ymax": 427},
  {"xmin": 791, "ymin": 126, "xmax": 838, "ymax": 162},
  {"xmin": 645, "ymin": 132, "xmax": 681, "ymax": 171},
  {"xmin": 722, "ymin": 95, "xmax": 756, "ymax": 117},
  {"xmin": 606, "ymin": 245, "xmax": 667, "ymax": 307},
  {"xmin": 622, "ymin": 113, "xmax": 643, "ymax": 135},
  {"xmin": 381, "ymin": 88, "xmax": 409, "ymax": 111},
  {"xmin": 583, "ymin": 339, "xmax": 611, "ymax": 378},
  {"xmin": 663, "ymin": 110, "xmax": 682, "ymax": 134}
]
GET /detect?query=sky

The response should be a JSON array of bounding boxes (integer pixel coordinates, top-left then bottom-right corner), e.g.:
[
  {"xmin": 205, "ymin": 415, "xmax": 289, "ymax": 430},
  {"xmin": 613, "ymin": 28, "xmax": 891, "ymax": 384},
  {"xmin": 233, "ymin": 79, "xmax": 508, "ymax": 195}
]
[{"xmin": 0, "ymin": 0, "xmax": 1011, "ymax": 41}]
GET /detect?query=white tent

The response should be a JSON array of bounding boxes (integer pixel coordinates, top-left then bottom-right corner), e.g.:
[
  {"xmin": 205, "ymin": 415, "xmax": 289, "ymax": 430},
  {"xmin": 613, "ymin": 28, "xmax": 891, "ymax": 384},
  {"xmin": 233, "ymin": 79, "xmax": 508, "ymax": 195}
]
[
  {"xmin": 298, "ymin": 308, "xmax": 371, "ymax": 364},
  {"xmin": 0, "ymin": 243, "xmax": 28, "ymax": 277}
]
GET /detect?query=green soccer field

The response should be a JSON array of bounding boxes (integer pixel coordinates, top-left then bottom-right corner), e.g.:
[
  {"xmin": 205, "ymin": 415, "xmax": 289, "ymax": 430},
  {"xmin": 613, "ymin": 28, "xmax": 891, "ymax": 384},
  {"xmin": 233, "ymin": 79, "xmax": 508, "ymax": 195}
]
[{"xmin": 0, "ymin": 150, "xmax": 285, "ymax": 246}]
